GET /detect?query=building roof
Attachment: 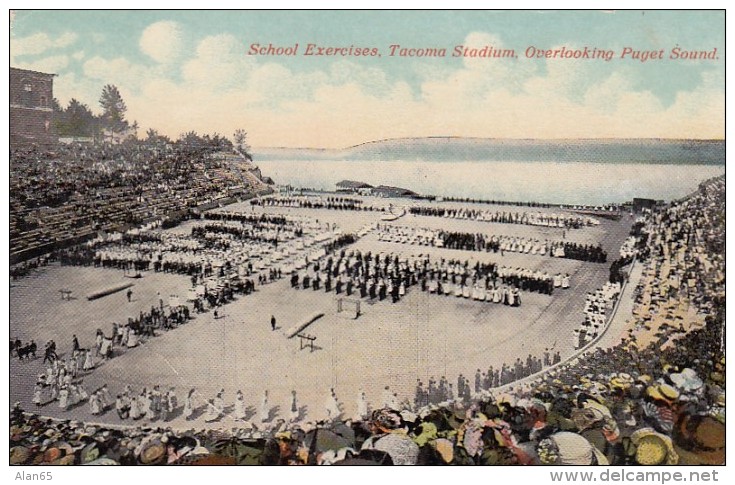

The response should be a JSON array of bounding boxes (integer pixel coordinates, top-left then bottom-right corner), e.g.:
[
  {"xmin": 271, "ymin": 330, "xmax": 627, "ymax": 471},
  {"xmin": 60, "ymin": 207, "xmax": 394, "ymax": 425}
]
[
  {"xmin": 372, "ymin": 185, "xmax": 417, "ymax": 196},
  {"xmin": 336, "ymin": 180, "xmax": 374, "ymax": 189},
  {"xmin": 10, "ymin": 66, "xmax": 57, "ymax": 78}
]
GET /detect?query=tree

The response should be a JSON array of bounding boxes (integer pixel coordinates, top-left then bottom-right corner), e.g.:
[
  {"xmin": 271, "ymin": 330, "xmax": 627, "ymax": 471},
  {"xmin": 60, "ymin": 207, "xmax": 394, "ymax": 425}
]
[
  {"xmin": 99, "ymin": 84, "xmax": 129, "ymax": 138},
  {"xmin": 130, "ymin": 120, "xmax": 139, "ymax": 140},
  {"xmin": 233, "ymin": 129, "xmax": 252, "ymax": 160},
  {"xmin": 51, "ymin": 98, "xmax": 64, "ymax": 113},
  {"xmin": 52, "ymin": 98, "xmax": 67, "ymax": 134},
  {"xmin": 66, "ymin": 99, "xmax": 97, "ymax": 137},
  {"xmin": 54, "ymin": 98, "xmax": 98, "ymax": 138}
]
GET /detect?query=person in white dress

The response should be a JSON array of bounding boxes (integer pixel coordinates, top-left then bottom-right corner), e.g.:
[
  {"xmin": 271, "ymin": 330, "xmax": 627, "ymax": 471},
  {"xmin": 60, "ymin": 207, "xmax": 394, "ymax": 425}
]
[
  {"xmin": 326, "ymin": 388, "xmax": 341, "ymax": 421},
  {"xmin": 99, "ymin": 384, "xmax": 113, "ymax": 411},
  {"xmin": 89, "ymin": 391, "xmax": 101, "ymax": 415},
  {"xmin": 58, "ymin": 386, "xmax": 69, "ymax": 410},
  {"xmin": 69, "ymin": 384, "xmax": 83, "ymax": 407},
  {"xmin": 145, "ymin": 391, "xmax": 156, "ymax": 421},
  {"xmin": 127, "ymin": 329, "xmax": 139, "ymax": 348},
  {"xmin": 168, "ymin": 388, "xmax": 178, "ymax": 414},
  {"xmin": 45, "ymin": 367, "xmax": 55, "ymax": 386},
  {"xmin": 75, "ymin": 351, "xmax": 85, "ymax": 374},
  {"xmin": 57, "ymin": 367, "xmax": 67, "ymax": 387},
  {"xmin": 32, "ymin": 381, "xmax": 44, "ymax": 407},
  {"xmin": 355, "ymin": 389, "xmax": 369, "ymax": 421},
  {"xmin": 160, "ymin": 392, "xmax": 170, "ymax": 422},
  {"xmin": 214, "ymin": 389, "xmax": 225, "ymax": 414},
  {"xmin": 381, "ymin": 386, "xmax": 393, "ymax": 409},
  {"xmin": 260, "ymin": 390, "xmax": 269, "ymax": 423},
  {"xmin": 130, "ymin": 393, "xmax": 144, "ymax": 420},
  {"xmin": 83, "ymin": 349, "xmax": 95, "ymax": 372},
  {"xmin": 95, "ymin": 332, "xmax": 103, "ymax": 356},
  {"xmin": 76, "ymin": 382, "xmax": 89, "ymax": 403},
  {"xmin": 67, "ymin": 354, "xmax": 77, "ymax": 378},
  {"xmin": 234, "ymin": 390, "xmax": 247, "ymax": 421},
  {"xmin": 183, "ymin": 388, "xmax": 195, "ymax": 420},
  {"xmin": 204, "ymin": 399, "xmax": 220, "ymax": 423},
  {"xmin": 116, "ymin": 394, "xmax": 129, "ymax": 420}
]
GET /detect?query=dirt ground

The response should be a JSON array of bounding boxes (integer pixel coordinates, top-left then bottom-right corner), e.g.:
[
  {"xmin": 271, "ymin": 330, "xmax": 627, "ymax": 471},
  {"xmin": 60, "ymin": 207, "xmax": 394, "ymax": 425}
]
[{"xmin": 9, "ymin": 198, "xmax": 634, "ymax": 429}]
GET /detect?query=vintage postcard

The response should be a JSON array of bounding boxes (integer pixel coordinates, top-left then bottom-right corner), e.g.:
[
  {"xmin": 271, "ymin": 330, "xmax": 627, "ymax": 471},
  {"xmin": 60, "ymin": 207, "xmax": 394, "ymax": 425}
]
[{"xmin": 8, "ymin": 10, "xmax": 725, "ymax": 469}]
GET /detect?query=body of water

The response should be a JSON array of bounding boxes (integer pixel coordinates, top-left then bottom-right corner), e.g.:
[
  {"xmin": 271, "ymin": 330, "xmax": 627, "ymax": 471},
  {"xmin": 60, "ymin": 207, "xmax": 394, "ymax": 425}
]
[{"xmin": 255, "ymin": 159, "xmax": 724, "ymax": 206}]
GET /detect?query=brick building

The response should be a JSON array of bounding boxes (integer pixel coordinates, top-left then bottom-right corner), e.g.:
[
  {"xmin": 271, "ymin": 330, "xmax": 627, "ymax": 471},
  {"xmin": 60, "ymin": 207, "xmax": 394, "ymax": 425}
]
[{"xmin": 10, "ymin": 67, "xmax": 57, "ymax": 146}]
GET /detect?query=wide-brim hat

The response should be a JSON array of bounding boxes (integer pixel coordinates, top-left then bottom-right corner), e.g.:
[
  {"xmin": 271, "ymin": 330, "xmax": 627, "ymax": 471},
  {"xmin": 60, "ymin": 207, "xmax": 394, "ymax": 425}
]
[
  {"xmin": 9, "ymin": 446, "xmax": 30, "ymax": 465},
  {"xmin": 138, "ymin": 441, "xmax": 166, "ymax": 465},
  {"xmin": 636, "ymin": 374, "xmax": 652, "ymax": 385},
  {"xmin": 370, "ymin": 408, "xmax": 403, "ymax": 432},
  {"xmin": 42, "ymin": 447, "xmax": 62, "ymax": 463},
  {"xmin": 543, "ymin": 432, "xmax": 608, "ymax": 465},
  {"xmin": 646, "ymin": 383, "xmax": 679, "ymax": 403},
  {"xmin": 81, "ymin": 443, "xmax": 100, "ymax": 464},
  {"xmin": 630, "ymin": 428, "xmax": 678, "ymax": 465},
  {"xmin": 433, "ymin": 438, "xmax": 454, "ymax": 464},
  {"xmin": 610, "ymin": 373, "xmax": 634, "ymax": 390},
  {"xmin": 669, "ymin": 368, "xmax": 704, "ymax": 392},
  {"xmin": 82, "ymin": 457, "xmax": 119, "ymax": 465}
]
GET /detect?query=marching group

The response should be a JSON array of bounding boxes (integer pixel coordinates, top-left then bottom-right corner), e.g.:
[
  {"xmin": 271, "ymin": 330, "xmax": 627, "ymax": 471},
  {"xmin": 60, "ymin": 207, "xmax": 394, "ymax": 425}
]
[
  {"xmin": 250, "ymin": 195, "xmax": 378, "ymax": 212},
  {"xmin": 377, "ymin": 224, "xmax": 607, "ymax": 262},
  {"xmin": 408, "ymin": 206, "xmax": 599, "ymax": 229}
]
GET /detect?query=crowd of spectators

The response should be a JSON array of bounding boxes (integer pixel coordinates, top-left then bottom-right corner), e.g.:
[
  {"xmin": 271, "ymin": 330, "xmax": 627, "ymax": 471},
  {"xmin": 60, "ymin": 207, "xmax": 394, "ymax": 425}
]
[{"xmin": 10, "ymin": 140, "xmax": 263, "ymax": 265}]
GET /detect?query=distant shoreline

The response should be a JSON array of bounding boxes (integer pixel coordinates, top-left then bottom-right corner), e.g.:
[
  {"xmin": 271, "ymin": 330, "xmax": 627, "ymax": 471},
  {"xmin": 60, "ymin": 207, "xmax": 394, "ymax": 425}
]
[{"xmin": 252, "ymin": 137, "xmax": 725, "ymax": 165}]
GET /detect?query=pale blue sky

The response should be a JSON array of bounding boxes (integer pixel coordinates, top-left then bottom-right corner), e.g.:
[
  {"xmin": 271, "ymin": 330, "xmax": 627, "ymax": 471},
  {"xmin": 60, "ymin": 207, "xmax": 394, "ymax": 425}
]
[{"xmin": 10, "ymin": 10, "xmax": 725, "ymax": 147}]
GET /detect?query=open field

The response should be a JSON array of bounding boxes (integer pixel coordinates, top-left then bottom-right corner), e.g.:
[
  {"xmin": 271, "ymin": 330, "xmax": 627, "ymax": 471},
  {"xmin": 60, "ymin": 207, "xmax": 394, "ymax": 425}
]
[{"xmin": 9, "ymin": 197, "xmax": 634, "ymax": 428}]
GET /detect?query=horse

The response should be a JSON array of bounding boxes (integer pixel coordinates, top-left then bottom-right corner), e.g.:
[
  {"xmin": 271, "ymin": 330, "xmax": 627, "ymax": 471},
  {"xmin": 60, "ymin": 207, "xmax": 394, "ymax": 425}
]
[{"xmin": 18, "ymin": 342, "xmax": 37, "ymax": 360}]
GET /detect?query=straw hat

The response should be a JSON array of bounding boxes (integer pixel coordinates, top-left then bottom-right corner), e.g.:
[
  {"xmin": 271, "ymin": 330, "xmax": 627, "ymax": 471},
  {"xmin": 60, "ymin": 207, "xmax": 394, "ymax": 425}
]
[
  {"xmin": 636, "ymin": 374, "xmax": 652, "ymax": 385},
  {"xmin": 413, "ymin": 422, "xmax": 438, "ymax": 447},
  {"xmin": 433, "ymin": 438, "xmax": 454, "ymax": 464},
  {"xmin": 400, "ymin": 410, "xmax": 418, "ymax": 424},
  {"xmin": 538, "ymin": 432, "xmax": 608, "ymax": 465},
  {"xmin": 139, "ymin": 440, "xmax": 166, "ymax": 465},
  {"xmin": 610, "ymin": 373, "xmax": 634, "ymax": 390},
  {"xmin": 669, "ymin": 368, "xmax": 703, "ymax": 392},
  {"xmin": 9, "ymin": 446, "xmax": 30, "ymax": 465},
  {"xmin": 630, "ymin": 428, "xmax": 678, "ymax": 465},
  {"xmin": 81, "ymin": 443, "xmax": 100, "ymax": 464},
  {"xmin": 82, "ymin": 457, "xmax": 119, "ymax": 465},
  {"xmin": 42, "ymin": 447, "xmax": 62, "ymax": 463},
  {"xmin": 646, "ymin": 383, "xmax": 679, "ymax": 403}
]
